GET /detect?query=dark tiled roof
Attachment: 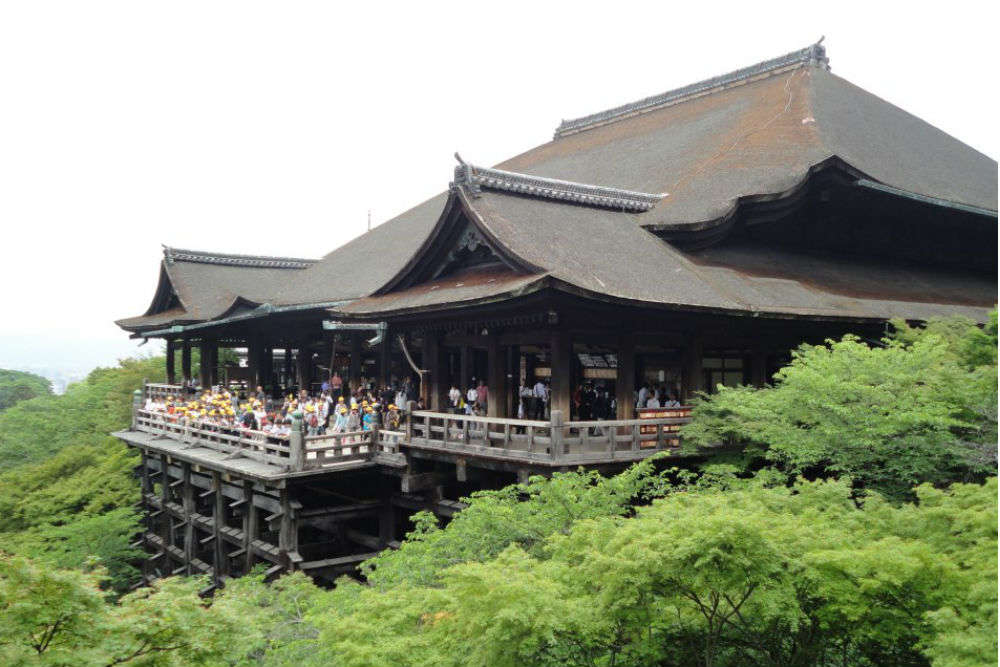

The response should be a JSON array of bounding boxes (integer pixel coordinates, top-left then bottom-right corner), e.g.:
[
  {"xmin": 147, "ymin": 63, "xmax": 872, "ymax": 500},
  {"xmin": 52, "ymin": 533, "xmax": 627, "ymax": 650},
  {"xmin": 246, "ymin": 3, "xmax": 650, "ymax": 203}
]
[
  {"xmin": 554, "ymin": 41, "xmax": 829, "ymax": 138},
  {"xmin": 118, "ymin": 43, "xmax": 997, "ymax": 333},
  {"xmin": 116, "ymin": 247, "xmax": 318, "ymax": 332}
]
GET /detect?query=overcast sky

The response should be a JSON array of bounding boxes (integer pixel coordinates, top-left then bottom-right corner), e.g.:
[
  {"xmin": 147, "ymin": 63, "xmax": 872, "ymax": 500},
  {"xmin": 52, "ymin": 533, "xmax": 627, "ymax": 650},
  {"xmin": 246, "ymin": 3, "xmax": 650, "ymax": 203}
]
[{"xmin": 1, "ymin": 1, "xmax": 997, "ymax": 370}]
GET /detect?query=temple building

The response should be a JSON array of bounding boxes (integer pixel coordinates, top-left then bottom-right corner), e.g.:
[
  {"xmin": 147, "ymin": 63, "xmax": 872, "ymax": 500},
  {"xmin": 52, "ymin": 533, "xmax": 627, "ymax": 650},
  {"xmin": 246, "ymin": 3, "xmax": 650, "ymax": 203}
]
[{"xmin": 114, "ymin": 41, "xmax": 997, "ymax": 587}]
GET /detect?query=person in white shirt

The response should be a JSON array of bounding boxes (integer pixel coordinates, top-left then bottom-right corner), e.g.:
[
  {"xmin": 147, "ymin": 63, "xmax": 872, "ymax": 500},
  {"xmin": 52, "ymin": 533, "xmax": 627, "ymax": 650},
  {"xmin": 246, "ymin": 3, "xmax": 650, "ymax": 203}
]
[
  {"xmin": 645, "ymin": 394, "xmax": 661, "ymax": 409},
  {"xmin": 465, "ymin": 386, "xmax": 478, "ymax": 415},
  {"xmin": 448, "ymin": 384, "xmax": 462, "ymax": 414},
  {"xmin": 636, "ymin": 383, "xmax": 650, "ymax": 410}
]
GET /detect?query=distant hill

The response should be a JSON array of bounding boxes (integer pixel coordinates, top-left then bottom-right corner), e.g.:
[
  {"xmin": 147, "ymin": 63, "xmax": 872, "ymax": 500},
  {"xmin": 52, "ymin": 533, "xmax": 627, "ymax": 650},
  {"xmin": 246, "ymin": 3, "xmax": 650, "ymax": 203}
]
[{"xmin": 0, "ymin": 369, "xmax": 52, "ymax": 411}]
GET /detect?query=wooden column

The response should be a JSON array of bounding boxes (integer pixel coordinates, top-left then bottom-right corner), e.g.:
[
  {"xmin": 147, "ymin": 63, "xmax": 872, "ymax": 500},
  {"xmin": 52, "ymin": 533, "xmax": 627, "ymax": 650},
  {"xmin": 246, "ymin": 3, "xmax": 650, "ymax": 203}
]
[
  {"xmin": 165, "ymin": 339, "xmax": 176, "ymax": 384},
  {"xmin": 459, "ymin": 345, "xmax": 471, "ymax": 389},
  {"xmin": 750, "ymin": 349, "xmax": 767, "ymax": 388},
  {"xmin": 295, "ymin": 347, "xmax": 311, "ymax": 392},
  {"xmin": 549, "ymin": 328, "xmax": 572, "ymax": 420},
  {"xmin": 487, "ymin": 335, "xmax": 505, "ymax": 417},
  {"xmin": 211, "ymin": 471, "xmax": 228, "ymax": 582},
  {"xmin": 209, "ymin": 344, "xmax": 220, "ymax": 386},
  {"xmin": 241, "ymin": 481, "xmax": 257, "ymax": 573},
  {"xmin": 349, "ymin": 333, "xmax": 363, "ymax": 391},
  {"xmin": 377, "ymin": 329, "xmax": 391, "ymax": 387},
  {"xmin": 199, "ymin": 340, "xmax": 216, "ymax": 388},
  {"xmin": 682, "ymin": 334, "xmax": 704, "ymax": 402},
  {"xmin": 616, "ymin": 333, "xmax": 636, "ymax": 420},
  {"xmin": 421, "ymin": 332, "xmax": 444, "ymax": 411},
  {"xmin": 181, "ymin": 339, "xmax": 192, "ymax": 384},
  {"xmin": 283, "ymin": 348, "xmax": 293, "ymax": 390},
  {"xmin": 181, "ymin": 462, "xmax": 195, "ymax": 575},
  {"xmin": 159, "ymin": 453, "xmax": 171, "ymax": 565},
  {"xmin": 246, "ymin": 337, "xmax": 261, "ymax": 388},
  {"xmin": 278, "ymin": 488, "xmax": 298, "ymax": 568},
  {"xmin": 507, "ymin": 344, "xmax": 520, "ymax": 417}
]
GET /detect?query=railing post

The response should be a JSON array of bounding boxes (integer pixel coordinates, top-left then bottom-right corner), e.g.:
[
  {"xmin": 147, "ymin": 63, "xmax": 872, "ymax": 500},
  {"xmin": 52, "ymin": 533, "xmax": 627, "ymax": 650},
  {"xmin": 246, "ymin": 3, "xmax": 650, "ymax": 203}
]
[
  {"xmin": 550, "ymin": 410, "xmax": 564, "ymax": 461},
  {"xmin": 406, "ymin": 401, "xmax": 416, "ymax": 442},
  {"xmin": 289, "ymin": 410, "xmax": 305, "ymax": 471},
  {"xmin": 132, "ymin": 389, "xmax": 143, "ymax": 430}
]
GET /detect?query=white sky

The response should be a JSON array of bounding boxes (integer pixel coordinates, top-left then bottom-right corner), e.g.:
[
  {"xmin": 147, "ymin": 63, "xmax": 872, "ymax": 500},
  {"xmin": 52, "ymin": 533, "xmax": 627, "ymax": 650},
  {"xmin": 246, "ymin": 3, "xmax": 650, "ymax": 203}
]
[{"xmin": 1, "ymin": 1, "xmax": 997, "ymax": 370}]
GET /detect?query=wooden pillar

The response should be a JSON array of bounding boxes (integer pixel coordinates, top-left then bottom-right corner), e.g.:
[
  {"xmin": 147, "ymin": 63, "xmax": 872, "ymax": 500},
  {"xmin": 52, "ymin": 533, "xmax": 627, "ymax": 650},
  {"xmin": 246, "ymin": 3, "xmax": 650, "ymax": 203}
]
[
  {"xmin": 283, "ymin": 348, "xmax": 293, "ymax": 390},
  {"xmin": 549, "ymin": 328, "xmax": 572, "ymax": 420},
  {"xmin": 211, "ymin": 471, "xmax": 228, "ymax": 582},
  {"xmin": 459, "ymin": 345, "xmax": 471, "ymax": 389},
  {"xmin": 487, "ymin": 335, "xmax": 505, "ymax": 417},
  {"xmin": 246, "ymin": 337, "xmax": 261, "ymax": 388},
  {"xmin": 377, "ymin": 329, "xmax": 391, "ymax": 387},
  {"xmin": 165, "ymin": 339, "xmax": 176, "ymax": 384},
  {"xmin": 682, "ymin": 334, "xmax": 704, "ymax": 402},
  {"xmin": 349, "ymin": 333, "xmax": 363, "ymax": 391},
  {"xmin": 295, "ymin": 347, "xmax": 311, "ymax": 392},
  {"xmin": 241, "ymin": 481, "xmax": 257, "ymax": 573},
  {"xmin": 616, "ymin": 333, "xmax": 636, "ymax": 420},
  {"xmin": 181, "ymin": 462, "xmax": 195, "ymax": 575},
  {"xmin": 507, "ymin": 344, "xmax": 520, "ymax": 417},
  {"xmin": 181, "ymin": 339, "xmax": 192, "ymax": 384},
  {"xmin": 750, "ymin": 349, "xmax": 767, "ymax": 388},
  {"xmin": 159, "ymin": 453, "xmax": 171, "ymax": 564},
  {"xmin": 210, "ymin": 344, "xmax": 221, "ymax": 387},
  {"xmin": 421, "ymin": 332, "xmax": 444, "ymax": 411},
  {"xmin": 278, "ymin": 488, "xmax": 297, "ymax": 568}
]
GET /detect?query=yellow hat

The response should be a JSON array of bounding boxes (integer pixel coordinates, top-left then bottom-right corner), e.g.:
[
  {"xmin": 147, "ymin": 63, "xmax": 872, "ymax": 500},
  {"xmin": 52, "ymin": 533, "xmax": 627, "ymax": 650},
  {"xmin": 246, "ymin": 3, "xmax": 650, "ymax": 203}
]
[
  {"xmin": 305, "ymin": 404, "xmax": 315, "ymax": 412},
  {"xmin": 388, "ymin": 404, "xmax": 397, "ymax": 410}
]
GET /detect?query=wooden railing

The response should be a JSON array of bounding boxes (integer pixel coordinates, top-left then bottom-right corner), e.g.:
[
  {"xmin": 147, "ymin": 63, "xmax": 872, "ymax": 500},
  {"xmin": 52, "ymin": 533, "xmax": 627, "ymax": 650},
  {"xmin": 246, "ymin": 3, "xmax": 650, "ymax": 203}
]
[
  {"xmin": 133, "ymin": 401, "xmax": 374, "ymax": 472},
  {"xmin": 406, "ymin": 407, "xmax": 692, "ymax": 465},
  {"xmin": 131, "ymin": 385, "xmax": 692, "ymax": 470},
  {"xmin": 144, "ymin": 383, "xmax": 190, "ymax": 402}
]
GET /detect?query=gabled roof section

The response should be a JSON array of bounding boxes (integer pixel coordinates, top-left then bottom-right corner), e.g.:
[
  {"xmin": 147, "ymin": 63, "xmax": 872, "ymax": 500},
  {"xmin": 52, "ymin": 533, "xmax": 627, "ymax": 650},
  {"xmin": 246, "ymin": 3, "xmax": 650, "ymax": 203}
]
[
  {"xmin": 116, "ymin": 246, "xmax": 319, "ymax": 333},
  {"xmin": 452, "ymin": 155, "xmax": 667, "ymax": 212},
  {"xmin": 374, "ymin": 189, "xmax": 543, "ymax": 295},
  {"xmin": 554, "ymin": 40, "xmax": 830, "ymax": 138},
  {"xmin": 498, "ymin": 40, "xmax": 996, "ymax": 237}
]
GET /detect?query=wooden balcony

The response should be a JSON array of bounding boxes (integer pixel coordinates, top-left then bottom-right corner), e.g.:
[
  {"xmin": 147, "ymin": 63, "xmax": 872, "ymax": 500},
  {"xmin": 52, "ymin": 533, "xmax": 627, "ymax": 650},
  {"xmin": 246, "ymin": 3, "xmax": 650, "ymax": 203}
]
[
  {"xmin": 405, "ymin": 409, "xmax": 690, "ymax": 468},
  {"xmin": 120, "ymin": 384, "xmax": 692, "ymax": 481}
]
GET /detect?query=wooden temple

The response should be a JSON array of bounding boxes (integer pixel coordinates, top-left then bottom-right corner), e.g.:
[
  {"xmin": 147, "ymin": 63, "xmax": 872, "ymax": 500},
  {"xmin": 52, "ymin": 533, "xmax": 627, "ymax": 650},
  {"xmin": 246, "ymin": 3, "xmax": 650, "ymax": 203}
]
[{"xmin": 114, "ymin": 41, "xmax": 997, "ymax": 588}]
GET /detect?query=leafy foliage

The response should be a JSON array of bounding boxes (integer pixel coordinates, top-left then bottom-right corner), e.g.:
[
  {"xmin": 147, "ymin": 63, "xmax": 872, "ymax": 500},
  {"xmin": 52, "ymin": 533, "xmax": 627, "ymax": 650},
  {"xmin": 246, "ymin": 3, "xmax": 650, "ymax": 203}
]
[
  {"xmin": 681, "ymin": 313, "xmax": 998, "ymax": 499},
  {"xmin": 363, "ymin": 457, "xmax": 674, "ymax": 588},
  {"xmin": 0, "ymin": 356, "xmax": 164, "ymax": 591},
  {"xmin": 0, "ymin": 369, "xmax": 52, "ymax": 412},
  {"xmin": 0, "ymin": 554, "xmax": 238, "ymax": 666}
]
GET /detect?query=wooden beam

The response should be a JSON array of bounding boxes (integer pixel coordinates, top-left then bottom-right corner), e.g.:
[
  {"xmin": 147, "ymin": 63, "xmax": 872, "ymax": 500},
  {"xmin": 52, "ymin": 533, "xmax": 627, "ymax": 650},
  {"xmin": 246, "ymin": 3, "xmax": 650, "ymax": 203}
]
[
  {"xmin": 616, "ymin": 333, "xmax": 636, "ymax": 420},
  {"xmin": 487, "ymin": 335, "xmax": 505, "ymax": 417},
  {"xmin": 549, "ymin": 327, "xmax": 572, "ymax": 420},
  {"xmin": 165, "ymin": 339, "xmax": 176, "ymax": 385}
]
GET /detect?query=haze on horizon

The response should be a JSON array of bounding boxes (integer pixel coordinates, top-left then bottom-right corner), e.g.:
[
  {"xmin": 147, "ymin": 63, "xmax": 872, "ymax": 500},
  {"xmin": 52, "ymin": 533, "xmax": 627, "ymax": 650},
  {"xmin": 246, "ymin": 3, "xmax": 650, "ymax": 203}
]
[{"xmin": 2, "ymin": 1, "xmax": 997, "ymax": 375}]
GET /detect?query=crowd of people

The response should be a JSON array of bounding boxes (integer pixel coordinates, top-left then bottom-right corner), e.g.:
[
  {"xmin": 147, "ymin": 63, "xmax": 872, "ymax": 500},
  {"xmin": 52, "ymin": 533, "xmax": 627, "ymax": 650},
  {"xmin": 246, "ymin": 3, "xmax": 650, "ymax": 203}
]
[
  {"xmin": 142, "ymin": 377, "xmax": 421, "ymax": 439},
  {"xmin": 145, "ymin": 372, "xmax": 686, "ymax": 438}
]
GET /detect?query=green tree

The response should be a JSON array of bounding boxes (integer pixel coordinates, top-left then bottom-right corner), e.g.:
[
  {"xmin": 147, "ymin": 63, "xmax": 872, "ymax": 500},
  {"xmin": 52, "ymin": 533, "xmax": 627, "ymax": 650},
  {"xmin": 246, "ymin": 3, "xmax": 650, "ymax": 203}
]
[
  {"xmin": 0, "ymin": 356, "xmax": 164, "ymax": 591},
  {"xmin": 681, "ymin": 313, "xmax": 998, "ymax": 499},
  {"xmin": 0, "ymin": 370, "xmax": 52, "ymax": 412},
  {"xmin": 0, "ymin": 554, "xmax": 239, "ymax": 666}
]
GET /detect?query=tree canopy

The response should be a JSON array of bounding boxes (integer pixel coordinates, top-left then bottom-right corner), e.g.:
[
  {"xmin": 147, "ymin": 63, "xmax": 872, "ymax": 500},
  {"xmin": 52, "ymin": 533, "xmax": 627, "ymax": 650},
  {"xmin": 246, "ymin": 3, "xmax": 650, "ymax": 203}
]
[
  {"xmin": 681, "ymin": 312, "xmax": 998, "ymax": 500},
  {"xmin": 0, "ymin": 369, "xmax": 52, "ymax": 412}
]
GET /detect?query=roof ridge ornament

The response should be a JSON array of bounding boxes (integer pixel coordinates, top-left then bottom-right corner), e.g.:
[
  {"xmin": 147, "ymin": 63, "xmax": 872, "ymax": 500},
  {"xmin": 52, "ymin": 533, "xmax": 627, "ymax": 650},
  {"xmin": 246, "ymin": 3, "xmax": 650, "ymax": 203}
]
[
  {"xmin": 450, "ymin": 155, "xmax": 667, "ymax": 212},
  {"xmin": 162, "ymin": 246, "xmax": 317, "ymax": 269},
  {"xmin": 554, "ymin": 39, "xmax": 830, "ymax": 139}
]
